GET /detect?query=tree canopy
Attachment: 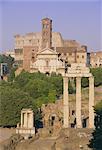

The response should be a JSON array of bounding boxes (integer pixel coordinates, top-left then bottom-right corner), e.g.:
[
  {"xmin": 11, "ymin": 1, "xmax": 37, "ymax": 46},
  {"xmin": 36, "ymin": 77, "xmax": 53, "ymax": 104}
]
[
  {"xmin": 89, "ymin": 100, "xmax": 102, "ymax": 150},
  {"xmin": 0, "ymin": 71, "xmax": 63, "ymax": 127},
  {"xmin": 0, "ymin": 67, "xmax": 102, "ymax": 127},
  {"xmin": 81, "ymin": 68, "xmax": 102, "ymax": 87},
  {"xmin": 0, "ymin": 54, "xmax": 14, "ymax": 75}
]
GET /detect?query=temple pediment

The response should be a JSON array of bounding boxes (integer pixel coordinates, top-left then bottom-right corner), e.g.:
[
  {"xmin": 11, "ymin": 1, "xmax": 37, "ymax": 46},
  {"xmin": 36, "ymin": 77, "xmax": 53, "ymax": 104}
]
[{"xmin": 37, "ymin": 48, "xmax": 58, "ymax": 55}]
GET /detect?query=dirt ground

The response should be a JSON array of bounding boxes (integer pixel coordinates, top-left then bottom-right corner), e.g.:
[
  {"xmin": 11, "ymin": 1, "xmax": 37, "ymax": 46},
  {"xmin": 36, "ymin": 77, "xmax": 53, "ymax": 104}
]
[{"xmin": 0, "ymin": 128, "xmax": 16, "ymax": 144}]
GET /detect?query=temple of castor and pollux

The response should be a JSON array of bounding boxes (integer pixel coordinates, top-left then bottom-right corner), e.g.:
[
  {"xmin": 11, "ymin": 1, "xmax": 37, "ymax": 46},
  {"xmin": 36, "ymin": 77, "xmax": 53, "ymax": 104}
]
[{"xmin": 16, "ymin": 18, "xmax": 95, "ymax": 139}]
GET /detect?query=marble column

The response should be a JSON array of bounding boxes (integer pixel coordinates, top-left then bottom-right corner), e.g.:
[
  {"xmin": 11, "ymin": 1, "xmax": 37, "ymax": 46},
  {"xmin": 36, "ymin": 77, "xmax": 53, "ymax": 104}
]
[
  {"xmin": 21, "ymin": 112, "xmax": 23, "ymax": 128},
  {"xmin": 24, "ymin": 112, "xmax": 28, "ymax": 128},
  {"xmin": 89, "ymin": 76, "xmax": 94, "ymax": 128},
  {"xmin": 31, "ymin": 112, "xmax": 34, "ymax": 128},
  {"xmin": 63, "ymin": 77, "xmax": 69, "ymax": 128},
  {"xmin": 76, "ymin": 77, "xmax": 82, "ymax": 128},
  {"xmin": 28, "ymin": 112, "xmax": 34, "ymax": 128}
]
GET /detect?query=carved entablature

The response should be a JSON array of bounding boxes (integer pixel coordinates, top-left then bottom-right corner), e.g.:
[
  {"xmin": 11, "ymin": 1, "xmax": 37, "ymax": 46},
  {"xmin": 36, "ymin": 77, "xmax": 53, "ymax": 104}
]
[{"xmin": 65, "ymin": 63, "xmax": 92, "ymax": 77}]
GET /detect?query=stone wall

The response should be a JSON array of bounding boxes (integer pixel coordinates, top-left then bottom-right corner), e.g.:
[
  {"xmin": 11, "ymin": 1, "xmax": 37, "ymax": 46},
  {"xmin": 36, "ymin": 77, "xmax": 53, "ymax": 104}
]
[{"xmin": 90, "ymin": 51, "xmax": 102, "ymax": 67}]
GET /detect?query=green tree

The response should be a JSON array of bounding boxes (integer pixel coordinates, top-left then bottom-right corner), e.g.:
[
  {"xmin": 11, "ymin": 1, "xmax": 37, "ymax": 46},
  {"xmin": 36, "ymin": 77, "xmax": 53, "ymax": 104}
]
[
  {"xmin": 91, "ymin": 68, "xmax": 102, "ymax": 86},
  {"xmin": 48, "ymin": 89, "xmax": 56, "ymax": 103},
  {"xmin": 81, "ymin": 77, "xmax": 89, "ymax": 88},
  {"xmin": 8, "ymin": 68, "xmax": 17, "ymax": 82},
  {"xmin": 0, "ymin": 84, "xmax": 33, "ymax": 126},
  {"xmin": 89, "ymin": 100, "xmax": 102, "ymax": 150},
  {"xmin": 0, "ymin": 54, "xmax": 14, "ymax": 74},
  {"xmin": 49, "ymin": 75, "xmax": 63, "ymax": 97}
]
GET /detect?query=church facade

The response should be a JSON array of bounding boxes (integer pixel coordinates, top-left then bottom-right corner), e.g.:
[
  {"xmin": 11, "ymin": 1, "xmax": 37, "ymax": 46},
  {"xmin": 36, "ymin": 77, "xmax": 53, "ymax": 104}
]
[{"xmin": 30, "ymin": 46, "xmax": 65, "ymax": 74}]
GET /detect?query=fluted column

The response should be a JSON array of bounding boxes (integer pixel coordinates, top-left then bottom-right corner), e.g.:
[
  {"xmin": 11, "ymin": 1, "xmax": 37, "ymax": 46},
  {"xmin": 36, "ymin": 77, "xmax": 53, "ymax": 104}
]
[
  {"xmin": 89, "ymin": 76, "xmax": 94, "ymax": 128},
  {"xmin": 76, "ymin": 77, "xmax": 82, "ymax": 128},
  {"xmin": 63, "ymin": 77, "xmax": 69, "ymax": 128}
]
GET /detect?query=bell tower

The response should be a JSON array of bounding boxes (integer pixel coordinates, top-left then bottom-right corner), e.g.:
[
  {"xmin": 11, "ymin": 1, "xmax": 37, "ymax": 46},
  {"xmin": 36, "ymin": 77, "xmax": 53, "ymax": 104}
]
[{"xmin": 41, "ymin": 18, "xmax": 52, "ymax": 49}]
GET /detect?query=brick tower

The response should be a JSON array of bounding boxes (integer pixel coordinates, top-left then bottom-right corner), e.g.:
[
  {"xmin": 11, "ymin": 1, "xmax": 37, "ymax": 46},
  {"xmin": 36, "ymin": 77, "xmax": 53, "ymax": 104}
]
[{"xmin": 41, "ymin": 18, "xmax": 52, "ymax": 49}]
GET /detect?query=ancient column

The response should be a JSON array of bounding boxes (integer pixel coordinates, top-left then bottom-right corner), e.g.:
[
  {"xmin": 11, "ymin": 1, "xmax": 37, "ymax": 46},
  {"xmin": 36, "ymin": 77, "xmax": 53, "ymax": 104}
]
[
  {"xmin": 28, "ymin": 112, "xmax": 34, "ymax": 128},
  {"xmin": 76, "ymin": 77, "xmax": 82, "ymax": 128},
  {"xmin": 24, "ymin": 112, "xmax": 28, "ymax": 128},
  {"xmin": 89, "ymin": 76, "xmax": 94, "ymax": 128},
  {"xmin": 63, "ymin": 76, "xmax": 69, "ymax": 128},
  {"xmin": 31, "ymin": 112, "xmax": 34, "ymax": 128},
  {"xmin": 21, "ymin": 112, "xmax": 23, "ymax": 128}
]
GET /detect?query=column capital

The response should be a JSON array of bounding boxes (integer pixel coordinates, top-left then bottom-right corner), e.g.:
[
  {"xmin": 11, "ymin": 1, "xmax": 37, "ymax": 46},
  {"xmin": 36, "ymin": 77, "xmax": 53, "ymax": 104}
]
[
  {"xmin": 89, "ymin": 76, "xmax": 94, "ymax": 79},
  {"xmin": 63, "ymin": 76, "xmax": 68, "ymax": 79},
  {"xmin": 76, "ymin": 76, "xmax": 82, "ymax": 79}
]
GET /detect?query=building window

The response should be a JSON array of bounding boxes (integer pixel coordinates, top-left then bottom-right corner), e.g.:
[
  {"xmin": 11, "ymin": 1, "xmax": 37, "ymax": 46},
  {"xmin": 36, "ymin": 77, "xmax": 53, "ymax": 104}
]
[
  {"xmin": 43, "ymin": 24, "xmax": 48, "ymax": 29},
  {"xmin": 77, "ymin": 55, "xmax": 79, "ymax": 58},
  {"xmin": 46, "ymin": 60, "xmax": 49, "ymax": 67},
  {"xmin": 69, "ymin": 53, "xmax": 72, "ymax": 56},
  {"xmin": 32, "ymin": 56, "xmax": 35, "ymax": 62},
  {"xmin": 82, "ymin": 55, "xmax": 84, "ymax": 58},
  {"xmin": 64, "ymin": 53, "xmax": 66, "ymax": 56}
]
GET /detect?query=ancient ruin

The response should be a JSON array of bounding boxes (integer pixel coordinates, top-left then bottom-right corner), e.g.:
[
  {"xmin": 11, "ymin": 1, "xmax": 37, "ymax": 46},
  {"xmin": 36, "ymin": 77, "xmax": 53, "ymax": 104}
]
[
  {"xmin": 41, "ymin": 100, "xmax": 63, "ymax": 132},
  {"xmin": 41, "ymin": 63, "xmax": 95, "ymax": 130},
  {"xmin": 63, "ymin": 63, "xmax": 94, "ymax": 128},
  {"xmin": 16, "ymin": 109, "xmax": 35, "ymax": 139}
]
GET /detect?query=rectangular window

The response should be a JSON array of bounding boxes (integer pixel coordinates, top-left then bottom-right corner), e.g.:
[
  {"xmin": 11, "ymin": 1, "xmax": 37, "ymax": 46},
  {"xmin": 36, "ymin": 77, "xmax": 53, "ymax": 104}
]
[{"xmin": 69, "ymin": 53, "xmax": 72, "ymax": 56}]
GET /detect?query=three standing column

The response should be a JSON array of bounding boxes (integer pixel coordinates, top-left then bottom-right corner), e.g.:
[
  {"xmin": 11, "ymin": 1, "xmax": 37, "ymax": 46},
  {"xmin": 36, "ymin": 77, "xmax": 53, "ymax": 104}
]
[
  {"xmin": 89, "ymin": 76, "xmax": 94, "ymax": 128},
  {"xmin": 63, "ymin": 75, "xmax": 94, "ymax": 129},
  {"xmin": 63, "ymin": 76, "xmax": 69, "ymax": 128},
  {"xmin": 76, "ymin": 77, "xmax": 82, "ymax": 128}
]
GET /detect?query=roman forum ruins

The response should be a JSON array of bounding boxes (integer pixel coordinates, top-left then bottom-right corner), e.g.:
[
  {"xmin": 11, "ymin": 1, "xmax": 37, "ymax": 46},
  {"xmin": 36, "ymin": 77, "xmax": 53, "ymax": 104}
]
[
  {"xmin": 63, "ymin": 64, "xmax": 94, "ymax": 129},
  {"xmin": 15, "ymin": 18, "xmax": 95, "ymax": 138},
  {"xmin": 16, "ymin": 109, "xmax": 35, "ymax": 139}
]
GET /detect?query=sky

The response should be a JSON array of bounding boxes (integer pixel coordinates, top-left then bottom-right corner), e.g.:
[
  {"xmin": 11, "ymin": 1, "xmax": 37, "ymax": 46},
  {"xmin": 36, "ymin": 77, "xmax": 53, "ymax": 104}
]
[{"xmin": 0, "ymin": 0, "xmax": 102, "ymax": 52}]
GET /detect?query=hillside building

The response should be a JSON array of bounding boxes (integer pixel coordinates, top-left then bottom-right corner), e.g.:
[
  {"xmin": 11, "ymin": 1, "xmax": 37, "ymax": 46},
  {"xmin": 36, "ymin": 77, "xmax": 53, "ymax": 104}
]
[{"xmin": 14, "ymin": 18, "xmax": 87, "ymax": 74}]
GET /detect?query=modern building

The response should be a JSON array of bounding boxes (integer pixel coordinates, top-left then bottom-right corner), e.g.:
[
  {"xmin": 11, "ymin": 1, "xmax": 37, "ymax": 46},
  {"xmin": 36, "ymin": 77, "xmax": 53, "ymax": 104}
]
[{"xmin": 14, "ymin": 18, "xmax": 87, "ymax": 74}]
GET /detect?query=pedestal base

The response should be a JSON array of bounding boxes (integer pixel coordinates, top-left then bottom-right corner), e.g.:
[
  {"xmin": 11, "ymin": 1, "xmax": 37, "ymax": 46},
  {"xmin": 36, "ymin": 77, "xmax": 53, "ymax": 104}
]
[{"xmin": 16, "ymin": 127, "xmax": 35, "ymax": 139}]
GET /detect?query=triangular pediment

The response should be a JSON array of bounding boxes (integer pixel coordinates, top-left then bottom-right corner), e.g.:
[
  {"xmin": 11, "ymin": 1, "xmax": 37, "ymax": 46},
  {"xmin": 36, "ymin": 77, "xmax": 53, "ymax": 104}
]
[{"xmin": 37, "ymin": 47, "xmax": 58, "ymax": 55}]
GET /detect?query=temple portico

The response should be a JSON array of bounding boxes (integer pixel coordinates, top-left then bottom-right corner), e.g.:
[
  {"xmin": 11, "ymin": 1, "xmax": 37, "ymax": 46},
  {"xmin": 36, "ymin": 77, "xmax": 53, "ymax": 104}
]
[
  {"xmin": 16, "ymin": 109, "xmax": 35, "ymax": 139},
  {"xmin": 63, "ymin": 63, "xmax": 95, "ymax": 129},
  {"xmin": 20, "ymin": 109, "xmax": 34, "ymax": 128}
]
